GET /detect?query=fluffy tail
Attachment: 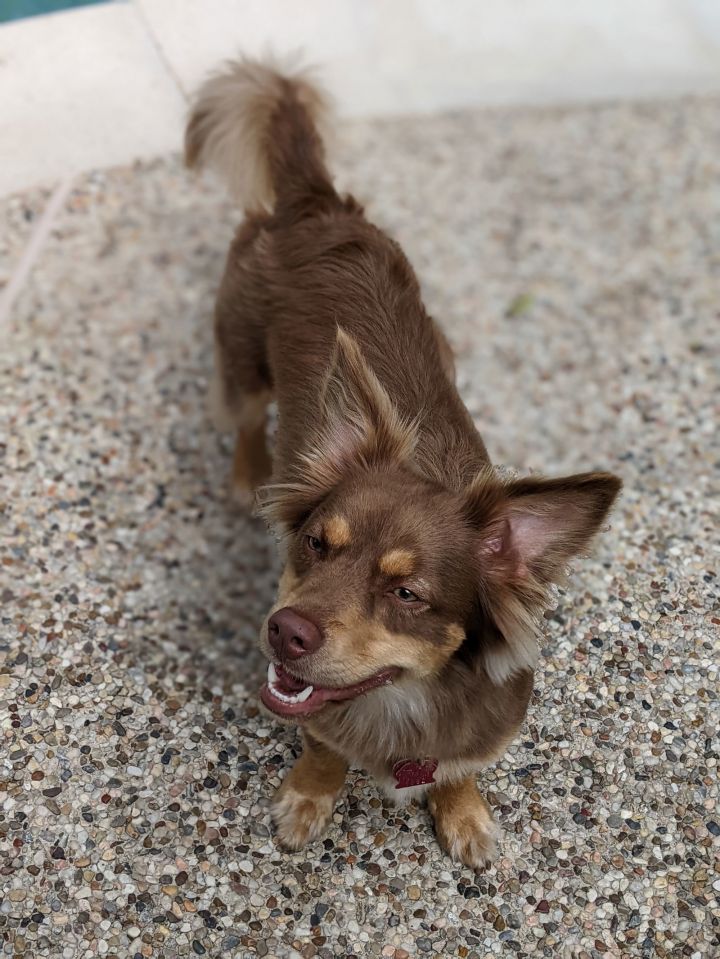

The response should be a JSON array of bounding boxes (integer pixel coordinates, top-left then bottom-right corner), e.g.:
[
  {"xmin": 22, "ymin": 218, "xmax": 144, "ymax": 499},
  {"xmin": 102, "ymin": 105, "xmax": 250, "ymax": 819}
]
[{"xmin": 184, "ymin": 56, "xmax": 335, "ymax": 214}]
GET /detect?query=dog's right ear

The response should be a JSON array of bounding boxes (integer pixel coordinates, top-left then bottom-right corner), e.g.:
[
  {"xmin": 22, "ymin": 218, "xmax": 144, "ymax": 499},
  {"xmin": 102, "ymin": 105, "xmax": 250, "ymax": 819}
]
[{"xmin": 258, "ymin": 328, "xmax": 417, "ymax": 530}]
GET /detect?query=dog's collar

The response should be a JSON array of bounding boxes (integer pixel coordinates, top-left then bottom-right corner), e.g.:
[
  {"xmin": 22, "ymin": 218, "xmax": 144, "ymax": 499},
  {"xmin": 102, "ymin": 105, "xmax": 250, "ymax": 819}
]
[{"xmin": 392, "ymin": 757, "xmax": 438, "ymax": 789}]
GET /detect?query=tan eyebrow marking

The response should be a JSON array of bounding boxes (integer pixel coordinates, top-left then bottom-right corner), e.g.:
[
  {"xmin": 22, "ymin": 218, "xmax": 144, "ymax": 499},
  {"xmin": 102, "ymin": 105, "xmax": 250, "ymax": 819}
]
[
  {"xmin": 324, "ymin": 515, "xmax": 351, "ymax": 548},
  {"xmin": 379, "ymin": 549, "xmax": 415, "ymax": 578},
  {"xmin": 445, "ymin": 623, "xmax": 465, "ymax": 651}
]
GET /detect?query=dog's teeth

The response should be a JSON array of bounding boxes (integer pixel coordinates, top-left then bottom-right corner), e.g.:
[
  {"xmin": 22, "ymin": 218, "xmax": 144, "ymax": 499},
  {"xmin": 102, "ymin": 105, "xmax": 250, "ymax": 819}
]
[
  {"xmin": 268, "ymin": 663, "xmax": 278, "ymax": 684},
  {"xmin": 267, "ymin": 681, "xmax": 314, "ymax": 705}
]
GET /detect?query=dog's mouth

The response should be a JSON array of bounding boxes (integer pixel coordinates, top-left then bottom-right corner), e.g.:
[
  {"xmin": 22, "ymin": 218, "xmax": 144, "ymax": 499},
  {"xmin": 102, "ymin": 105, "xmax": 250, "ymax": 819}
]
[{"xmin": 260, "ymin": 662, "xmax": 400, "ymax": 718}]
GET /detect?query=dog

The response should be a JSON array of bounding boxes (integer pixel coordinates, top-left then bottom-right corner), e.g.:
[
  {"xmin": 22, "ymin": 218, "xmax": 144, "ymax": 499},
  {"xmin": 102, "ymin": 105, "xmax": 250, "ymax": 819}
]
[{"xmin": 185, "ymin": 57, "xmax": 622, "ymax": 868}]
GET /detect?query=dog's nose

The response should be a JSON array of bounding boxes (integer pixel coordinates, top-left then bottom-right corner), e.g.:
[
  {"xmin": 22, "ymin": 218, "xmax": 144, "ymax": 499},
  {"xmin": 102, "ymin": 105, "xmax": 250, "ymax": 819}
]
[{"xmin": 268, "ymin": 607, "xmax": 324, "ymax": 660}]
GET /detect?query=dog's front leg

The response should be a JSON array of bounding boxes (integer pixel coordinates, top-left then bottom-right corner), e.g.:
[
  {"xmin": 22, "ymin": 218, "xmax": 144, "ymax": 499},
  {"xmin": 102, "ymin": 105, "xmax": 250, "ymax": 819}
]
[
  {"xmin": 428, "ymin": 776, "xmax": 500, "ymax": 869},
  {"xmin": 271, "ymin": 733, "xmax": 348, "ymax": 850}
]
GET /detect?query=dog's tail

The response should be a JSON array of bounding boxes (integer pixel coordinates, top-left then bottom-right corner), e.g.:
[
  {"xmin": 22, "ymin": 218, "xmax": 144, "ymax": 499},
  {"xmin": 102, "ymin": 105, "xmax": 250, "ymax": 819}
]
[{"xmin": 184, "ymin": 56, "xmax": 335, "ymax": 215}]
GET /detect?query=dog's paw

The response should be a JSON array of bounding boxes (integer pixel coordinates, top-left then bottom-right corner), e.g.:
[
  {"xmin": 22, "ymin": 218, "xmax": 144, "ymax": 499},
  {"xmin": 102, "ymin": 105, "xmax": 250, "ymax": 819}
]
[
  {"xmin": 271, "ymin": 785, "xmax": 335, "ymax": 850},
  {"xmin": 430, "ymin": 793, "xmax": 500, "ymax": 870},
  {"xmin": 438, "ymin": 814, "xmax": 500, "ymax": 870}
]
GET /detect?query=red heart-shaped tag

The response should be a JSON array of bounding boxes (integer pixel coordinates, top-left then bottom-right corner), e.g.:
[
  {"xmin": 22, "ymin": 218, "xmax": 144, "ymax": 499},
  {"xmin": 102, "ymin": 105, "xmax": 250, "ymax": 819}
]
[{"xmin": 393, "ymin": 758, "xmax": 438, "ymax": 789}]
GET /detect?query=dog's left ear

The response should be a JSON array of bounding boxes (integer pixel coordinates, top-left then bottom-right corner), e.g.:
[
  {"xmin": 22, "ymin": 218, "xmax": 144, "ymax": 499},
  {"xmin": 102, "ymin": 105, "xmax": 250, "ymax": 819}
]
[
  {"xmin": 258, "ymin": 328, "xmax": 417, "ymax": 529},
  {"xmin": 317, "ymin": 326, "xmax": 418, "ymax": 470},
  {"xmin": 466, "ymin": 470, "xmax": 622, "ymax": 684}
]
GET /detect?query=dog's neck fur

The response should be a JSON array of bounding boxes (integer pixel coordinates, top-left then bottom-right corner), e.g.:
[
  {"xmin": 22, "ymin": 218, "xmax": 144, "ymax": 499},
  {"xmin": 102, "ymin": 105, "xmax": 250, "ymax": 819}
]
[{"xmin": 307, "ymin": 659, "xmax": 533, "ymax": 780}]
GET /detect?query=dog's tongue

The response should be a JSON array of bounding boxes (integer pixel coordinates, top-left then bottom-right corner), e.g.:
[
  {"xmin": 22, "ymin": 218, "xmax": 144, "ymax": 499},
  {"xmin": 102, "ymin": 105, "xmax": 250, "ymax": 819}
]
[
  {"xmin": 261, "ymin": 663, "xmax": 401, "ymax": 718},
  {"xmin": 274, "ymin": 666, "xmax": 308, "ymax": 693}
]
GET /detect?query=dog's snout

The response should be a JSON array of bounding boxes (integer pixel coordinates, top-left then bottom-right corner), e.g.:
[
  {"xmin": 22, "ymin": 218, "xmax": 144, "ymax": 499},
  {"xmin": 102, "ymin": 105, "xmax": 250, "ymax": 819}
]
[{"xmin": 268, "ymin": 607, "xmax": 324, "ymax": 661}]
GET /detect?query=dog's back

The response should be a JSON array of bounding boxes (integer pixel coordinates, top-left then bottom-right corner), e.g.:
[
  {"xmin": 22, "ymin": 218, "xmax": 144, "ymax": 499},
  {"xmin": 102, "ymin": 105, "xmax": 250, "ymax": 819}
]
[{"xmin": 186, "ymin": 58, "xmax": 483, "ymax": 491}]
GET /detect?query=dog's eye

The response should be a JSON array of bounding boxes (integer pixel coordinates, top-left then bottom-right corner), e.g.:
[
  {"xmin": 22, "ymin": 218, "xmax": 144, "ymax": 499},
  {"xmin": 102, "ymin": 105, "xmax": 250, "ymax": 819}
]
[
  {"xmin": 392, "ymin": 587, "xmax": 420, "ymax": 603},
  {"xmin": 305, "ymin": 535, "xmax": 324, "ymax": 553}
]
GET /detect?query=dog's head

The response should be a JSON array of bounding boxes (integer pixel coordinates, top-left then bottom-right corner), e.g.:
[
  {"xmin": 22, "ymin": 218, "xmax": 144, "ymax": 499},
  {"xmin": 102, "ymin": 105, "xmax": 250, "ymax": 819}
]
[{"xmin": 257, "ymin": 330, "xmax": 621, "ymax": 720}]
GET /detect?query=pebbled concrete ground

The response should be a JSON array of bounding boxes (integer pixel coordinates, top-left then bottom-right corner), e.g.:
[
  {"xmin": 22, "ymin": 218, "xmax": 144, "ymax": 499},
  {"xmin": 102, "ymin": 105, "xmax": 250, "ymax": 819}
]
[{"xmin": 1, "ymin": 98, "xmax": 718, "ymax": 958}]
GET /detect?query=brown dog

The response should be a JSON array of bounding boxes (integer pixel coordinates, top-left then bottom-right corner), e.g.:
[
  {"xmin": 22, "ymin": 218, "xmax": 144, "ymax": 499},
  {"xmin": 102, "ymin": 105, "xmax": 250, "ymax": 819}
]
[{"xmin": 185, "ymin": 58, "xmax": 621, "ymax": 868}]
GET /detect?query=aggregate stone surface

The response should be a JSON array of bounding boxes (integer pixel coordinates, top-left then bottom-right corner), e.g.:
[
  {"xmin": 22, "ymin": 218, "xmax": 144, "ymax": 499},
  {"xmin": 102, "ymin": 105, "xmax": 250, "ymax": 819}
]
[
  {"xmin": 0, "ymin": 186, "xmax": 52, "ymax": 296},
  {"xmin": 1, "ymin": 98, "xmax": 718, "ymax": 957}
]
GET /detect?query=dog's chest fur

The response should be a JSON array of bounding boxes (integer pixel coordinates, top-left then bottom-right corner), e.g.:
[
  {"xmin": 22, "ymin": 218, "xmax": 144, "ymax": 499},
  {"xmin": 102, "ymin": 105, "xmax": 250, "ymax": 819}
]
[{"xmin": 307, "ymin": 671, "xmax": 531, "ymax": 799}]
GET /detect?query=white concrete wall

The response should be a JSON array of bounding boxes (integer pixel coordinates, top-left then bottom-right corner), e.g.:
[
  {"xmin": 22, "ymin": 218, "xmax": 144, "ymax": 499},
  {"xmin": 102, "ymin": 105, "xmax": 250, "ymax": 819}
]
[
  {"xmin": 2, "ymin": 0, "xmax": 720, "ymax": 195},
  {"xmin": 135, "ymin": 0, "xmax": 720, "ymax": 109}
]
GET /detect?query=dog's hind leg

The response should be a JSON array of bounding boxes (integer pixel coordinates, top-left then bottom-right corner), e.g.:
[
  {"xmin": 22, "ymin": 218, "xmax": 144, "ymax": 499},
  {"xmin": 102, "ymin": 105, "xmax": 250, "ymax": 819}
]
[
  {"xmin": 228, "ymin": 389, "xmax": 273, "ymax": 506},
  {"xmin": 211, "ymin": 247, "xmax": 274, "ymax": 506},
  {"xmin": 211, "ymin": 339, "xmax": 272, "ymax": 505}
]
